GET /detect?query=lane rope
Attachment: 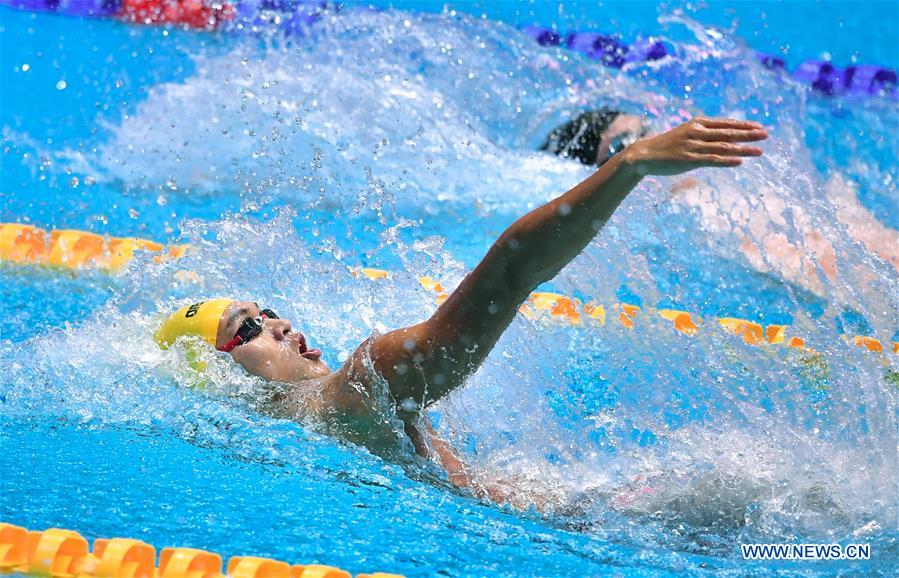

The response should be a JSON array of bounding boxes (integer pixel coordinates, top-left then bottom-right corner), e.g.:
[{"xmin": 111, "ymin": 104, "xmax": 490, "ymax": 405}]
[
  {"xmin": 1, "ymin": 0, "xmax": 894, "ymax": 99},
  {"xmin": 521, "ymin": 25, "xmax": 897, "ymax": 99},
  {"xmin": 0, "ymin": 523, "xmax": 403, "ymax": 578},
  {"xmin": 2, "ymin": 222, "xmax": 896, "ymax": 355}
]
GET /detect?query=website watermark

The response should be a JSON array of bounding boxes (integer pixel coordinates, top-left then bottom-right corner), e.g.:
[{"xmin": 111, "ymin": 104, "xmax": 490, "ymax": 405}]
[{"xmin": 741, "ymin": 543, "xmax": 871, "ymax": 561}]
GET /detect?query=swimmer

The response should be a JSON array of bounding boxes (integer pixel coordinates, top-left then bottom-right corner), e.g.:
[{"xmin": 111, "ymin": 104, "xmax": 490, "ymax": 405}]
[
  {"xmin": 542, "ymin": 108, "xmax": 899, "ymax": 295},
  {"xmin": 157, "ymin": 117, "xmax": 767, "ymax": 508},
  {"xmin": 540, "ymin": 107, "xmax": 648, "ymax": 168}
]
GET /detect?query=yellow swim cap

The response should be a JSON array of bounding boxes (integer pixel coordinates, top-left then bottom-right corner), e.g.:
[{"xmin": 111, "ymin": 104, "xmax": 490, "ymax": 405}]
[{"xmin": 155, "ymin": 299, "xmax": 233, "ymax": 349}]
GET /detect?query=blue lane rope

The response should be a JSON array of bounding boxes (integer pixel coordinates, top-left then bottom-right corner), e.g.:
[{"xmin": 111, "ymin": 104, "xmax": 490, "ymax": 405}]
[
  {"xmin": 0, "ymin": 0, "xmax": 895, "ymax": 98},
  {"xmin": 520, "ymin": 25, "xmax": 897, "ymax": 100}
]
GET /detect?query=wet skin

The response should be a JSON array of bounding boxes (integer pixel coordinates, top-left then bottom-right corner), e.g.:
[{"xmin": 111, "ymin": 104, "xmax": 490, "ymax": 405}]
[
  {"xmin": 207, "ymin": 117, "xmax": 769, "ymax": 508},
  {"xmin": 595, "ymin": 114, "xmax": 646, "ymax": 166}
]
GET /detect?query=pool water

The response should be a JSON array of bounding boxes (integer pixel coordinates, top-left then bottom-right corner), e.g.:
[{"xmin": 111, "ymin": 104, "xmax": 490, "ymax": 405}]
[{"xmin": 1, "ymin": 1, "xmax": 897, "ymax": 576}]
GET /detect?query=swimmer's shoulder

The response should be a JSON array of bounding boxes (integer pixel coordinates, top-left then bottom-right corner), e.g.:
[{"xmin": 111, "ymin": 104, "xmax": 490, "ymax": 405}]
[{"xmin": 283, "ymin": 348, "xmax": 415, "ymax": 454}]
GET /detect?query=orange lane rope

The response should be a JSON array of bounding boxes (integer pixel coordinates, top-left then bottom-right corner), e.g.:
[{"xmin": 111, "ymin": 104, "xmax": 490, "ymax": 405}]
[
  {"xmin": 0, "ymin": 523, "xmax": 402, "ymax": 578},
  {"xmin": 1, "ymin": 222, "xmax": 896, "ymax": 356}
]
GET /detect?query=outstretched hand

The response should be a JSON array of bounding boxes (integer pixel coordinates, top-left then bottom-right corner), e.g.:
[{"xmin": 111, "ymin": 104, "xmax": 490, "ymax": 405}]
[
  {"xmin": 358, "ymin": 117, "xmax": 768, "ymax": 427},
  {"xmin": 623, "ymin": 117, "xmax": 768, "ymax": 176}
]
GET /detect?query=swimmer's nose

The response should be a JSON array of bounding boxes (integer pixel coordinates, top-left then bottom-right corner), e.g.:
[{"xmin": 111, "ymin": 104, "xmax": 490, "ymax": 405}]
[{"xmin": 268, "ymin": 318, "xmax": 293, "ymax": 341}]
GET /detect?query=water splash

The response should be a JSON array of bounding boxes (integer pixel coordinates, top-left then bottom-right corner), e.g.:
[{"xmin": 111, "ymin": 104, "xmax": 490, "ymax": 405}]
[{"xmin": 2, "ymin": 6, "xmax": 897, "ymax": 573}]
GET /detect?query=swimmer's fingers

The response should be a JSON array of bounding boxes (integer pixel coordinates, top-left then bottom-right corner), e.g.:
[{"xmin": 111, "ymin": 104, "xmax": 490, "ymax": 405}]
[
  {"xmin": 690, "ymin": 140, "xmax": 764, "ymax": 157},
  {"xmin": 624, "ymin": 117, "xmax": 765, "ymax": 176},
  {"xmin": 693, "ymin": 126, "xmax": 769, "ymax": 143},
  {"xmin": 688, "ymin": 153, "xmax": 744, "ymax": 168},
  {"xmin": 693, "ymin": 117, "xmax": 767, "ymax": 133}
]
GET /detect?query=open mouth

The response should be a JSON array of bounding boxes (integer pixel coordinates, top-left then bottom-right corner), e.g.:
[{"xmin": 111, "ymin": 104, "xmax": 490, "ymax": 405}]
[{"xmin": 297, "ymin": 332, "xmax": 323, "ymax": 361}]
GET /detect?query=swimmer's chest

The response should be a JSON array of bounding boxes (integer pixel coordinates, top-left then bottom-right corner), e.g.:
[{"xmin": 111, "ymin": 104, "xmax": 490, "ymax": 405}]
[{"xmin": 319, "ymin": 409, "xmax": 411, "ymax": 456}]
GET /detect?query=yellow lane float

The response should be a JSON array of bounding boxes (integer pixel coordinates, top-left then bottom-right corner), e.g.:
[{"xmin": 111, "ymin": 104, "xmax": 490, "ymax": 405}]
[
  {"xmin": 0, "ymin": 223, "xmax": 186, "ymax": 271},
  {"xmin": 1, "ymin": 223, "xmax": 895, "ymax": 356},
  {"xmin": 0, "ymin": 524, "xmax": 402, "ymax": 578}
]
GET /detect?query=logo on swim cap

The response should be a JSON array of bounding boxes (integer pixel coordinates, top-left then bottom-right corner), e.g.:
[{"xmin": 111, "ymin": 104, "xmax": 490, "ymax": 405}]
[
  {"xmin": 185, "ymin": 302, "xmax": 204, "ymax": 318},
  {"xmin": 155, "ymin": 298, "xmax": 233, "ymax": 349}
]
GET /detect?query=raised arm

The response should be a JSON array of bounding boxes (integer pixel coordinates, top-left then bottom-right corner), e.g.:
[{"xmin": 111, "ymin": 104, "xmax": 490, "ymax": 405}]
[{"xmin": 360, "ymin": 118, "xmax": 767, "ymax": 415}]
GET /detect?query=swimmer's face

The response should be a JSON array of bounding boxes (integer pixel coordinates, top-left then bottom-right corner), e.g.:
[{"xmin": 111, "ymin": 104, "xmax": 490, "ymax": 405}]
[
  {"xmin": 595, "ymin": 114, "xmax": 646, "ymax": 166},
  {"xmin": 215, "ymin": 301, "xmax": 331, "ymax": 383}
]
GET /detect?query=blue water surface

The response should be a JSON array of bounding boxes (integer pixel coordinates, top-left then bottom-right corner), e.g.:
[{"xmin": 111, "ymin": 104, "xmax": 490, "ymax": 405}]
[{"xmin": 1, "ymin": 2, "xmax": 897, "ymax": 577}]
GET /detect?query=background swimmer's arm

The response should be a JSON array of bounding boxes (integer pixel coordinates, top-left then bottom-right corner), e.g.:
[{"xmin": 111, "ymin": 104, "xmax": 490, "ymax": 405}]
[{"xmin": 364, "ymin": 118, "xmax": 767, "ymax": 413}]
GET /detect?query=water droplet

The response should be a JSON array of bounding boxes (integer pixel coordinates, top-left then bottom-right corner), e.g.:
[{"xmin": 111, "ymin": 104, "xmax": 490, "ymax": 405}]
[{"xmin": 56, "ymin": 79, "xmax": 67, "ymax": 90}]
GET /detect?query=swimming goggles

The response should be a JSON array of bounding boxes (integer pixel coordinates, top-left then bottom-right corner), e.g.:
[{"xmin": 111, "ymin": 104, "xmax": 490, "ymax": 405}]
[{"xmin": 218, "ymin": 308, "xmax": 279, "ymax": 353}]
